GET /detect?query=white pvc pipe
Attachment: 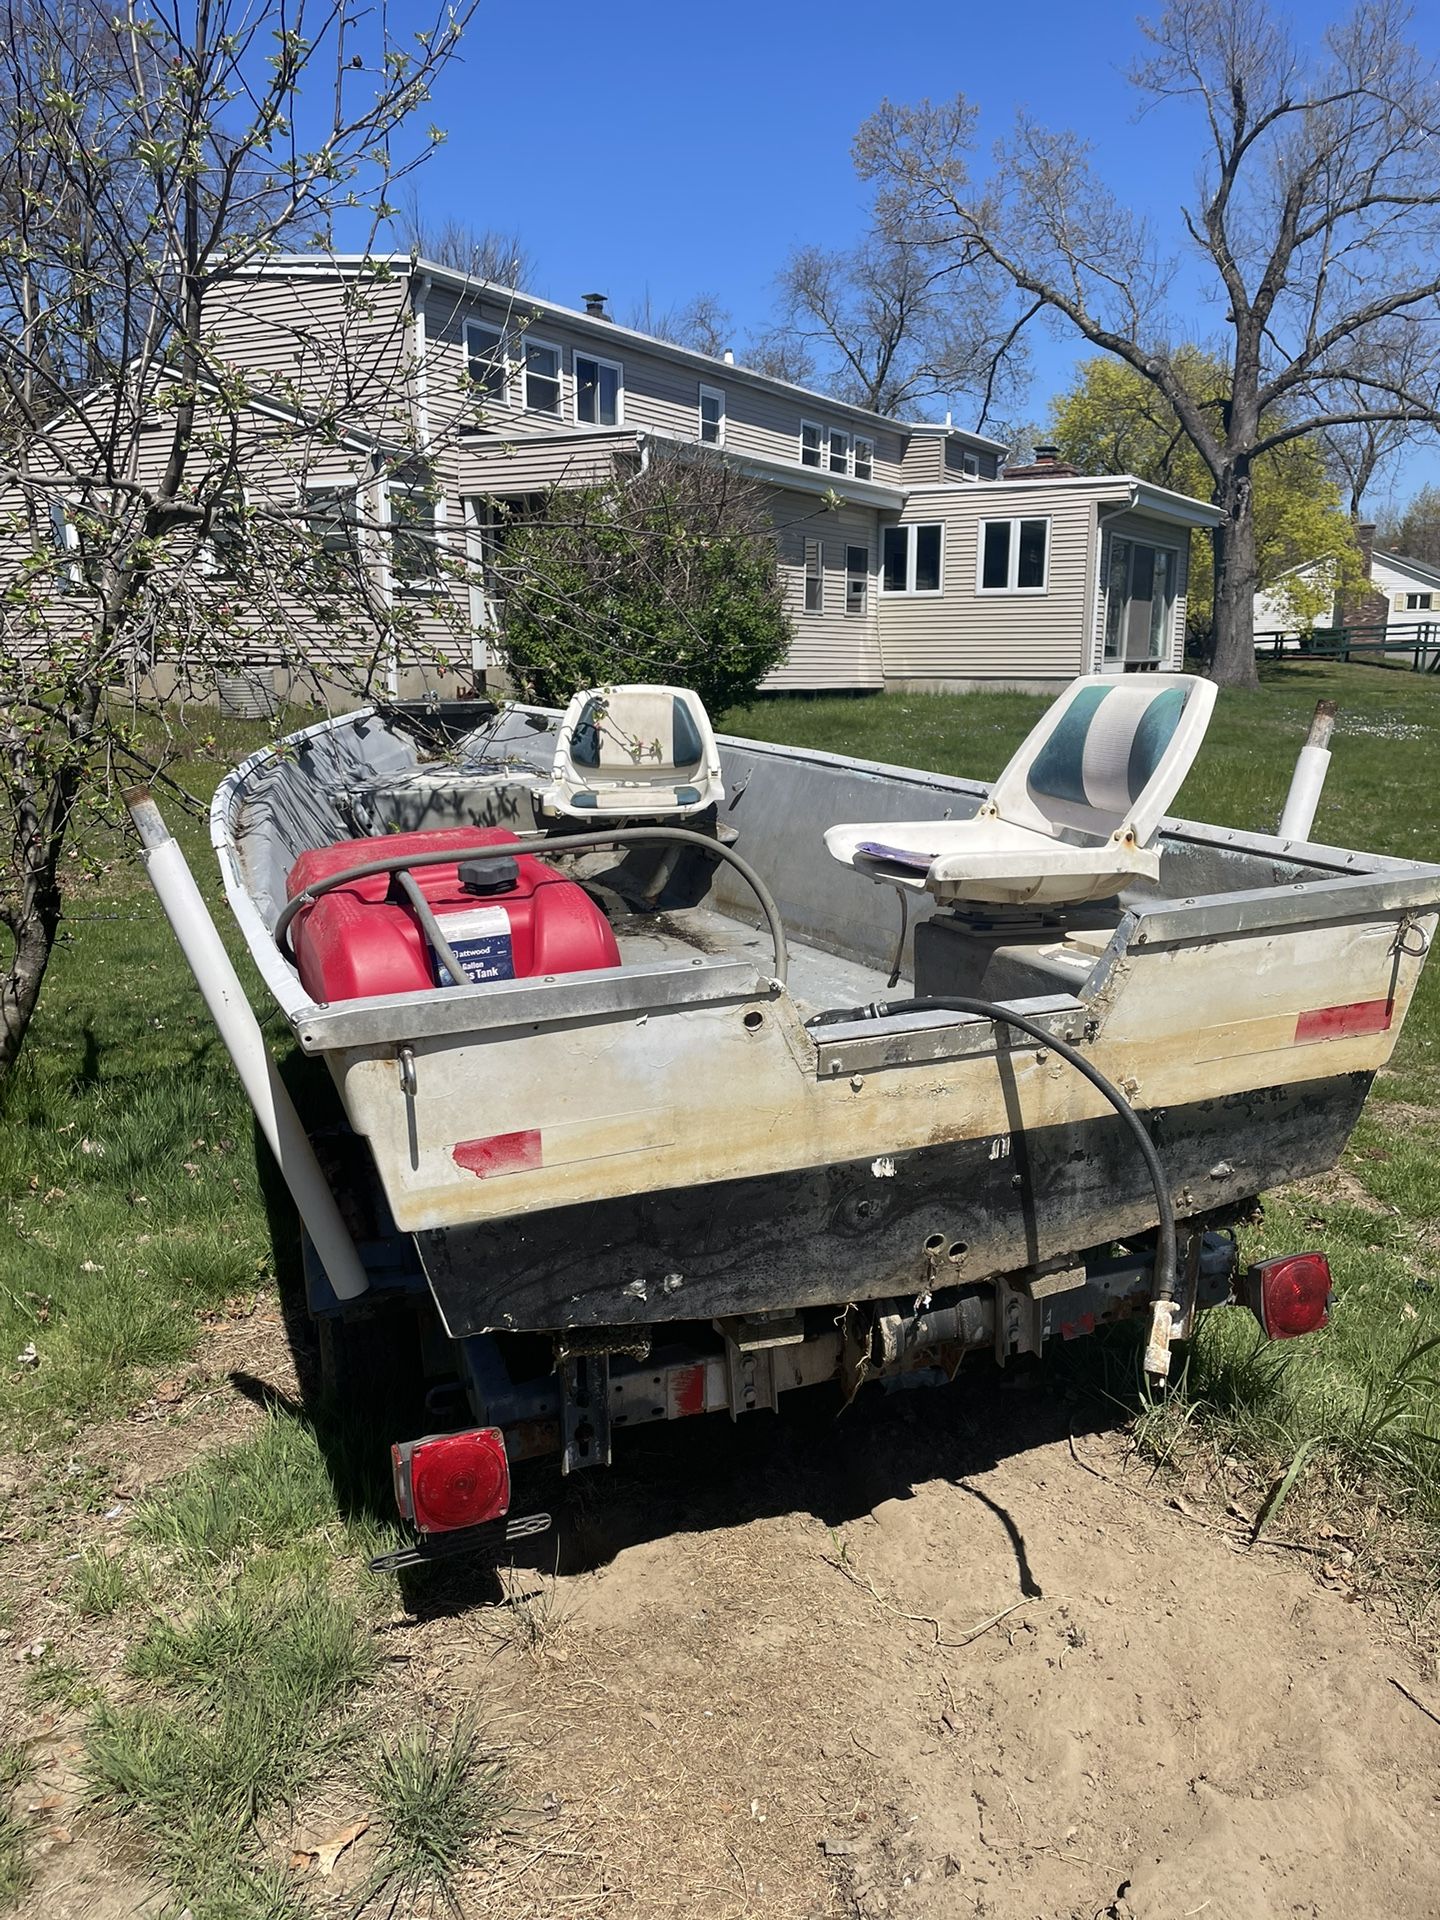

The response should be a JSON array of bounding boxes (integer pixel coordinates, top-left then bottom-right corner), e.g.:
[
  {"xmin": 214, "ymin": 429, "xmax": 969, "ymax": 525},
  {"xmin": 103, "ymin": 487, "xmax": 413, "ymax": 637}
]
[
  {"xmin": 1278, "ymin": 700, "xmax": 1338, "ymax": 845},
  {"xmin": 126, "ymin": 789, "xmax": 370, "ymax": 1300}
]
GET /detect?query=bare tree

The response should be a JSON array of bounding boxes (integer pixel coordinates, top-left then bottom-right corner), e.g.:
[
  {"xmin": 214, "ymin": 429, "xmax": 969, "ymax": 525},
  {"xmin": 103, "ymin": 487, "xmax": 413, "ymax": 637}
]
[
  {"xmin": 397, "ymin": 192, "xmax": 535, "ymax": 288},
  {"xmin": 627, "ymin": 291, "xmax": 736, "ymax": 360},
  {"xmin": 0, "ymin": 0, "xmax": 478, "ymax": 1076},
  {"xmin": 858, "ymin": 0, "xmax": 1440, "ymax": 685},
  {"xmin": 754, "ymin": 233, "xmax": 1028, "ymax": 423}
]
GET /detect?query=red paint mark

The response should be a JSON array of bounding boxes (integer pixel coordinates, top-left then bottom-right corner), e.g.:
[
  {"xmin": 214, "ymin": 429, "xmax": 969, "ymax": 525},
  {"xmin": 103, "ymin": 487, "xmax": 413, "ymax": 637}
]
[
  {"xmin": 1294, "ymin": 998, "xmax": 1392, "ymax": 1044},
  {"xmin": 667, "ymin": 1363, "xmax": 706, "ymax": 1419},
  {"xmin": 1060, "ymin": 1312, "xmax": 1096, "ymax": 1342},
  {"xmin": 452, "ymin": 1130, "xmax": 542, "ymax": 1178}
]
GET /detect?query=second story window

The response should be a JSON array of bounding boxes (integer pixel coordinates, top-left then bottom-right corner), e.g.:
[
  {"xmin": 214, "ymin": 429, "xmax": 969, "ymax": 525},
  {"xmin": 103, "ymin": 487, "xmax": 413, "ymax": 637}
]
[
  {"xmin": 699, "ymin": 383, "xmax": 726, "ymax": 446},
  {"xmin": 854, "ymin": 437, "xmax": 874, "ymax": 481},
  {"xmin": 575, "ymin": 352, "xmax": 623, "ymax": 426},
  {"xmin": 800, "ymin": 420, "xmax": 823, "ymax": 468},
  {"xmin": 524, "ymin": 339, "xmax": 562, "ymax": 414},
  {"xmin": 464, "ymin": 320, "xmax": 510, "ymax": 401},
  {"xmin": 828, "ymin": 428, "xmax": 849, "ymax": 474}
]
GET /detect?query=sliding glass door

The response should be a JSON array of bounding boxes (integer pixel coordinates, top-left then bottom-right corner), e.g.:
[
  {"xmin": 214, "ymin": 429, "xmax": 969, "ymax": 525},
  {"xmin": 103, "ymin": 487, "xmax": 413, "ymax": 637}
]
[{"xmin": 1102, "ymin": 536, "xmax": 1178, "ymax": 668}]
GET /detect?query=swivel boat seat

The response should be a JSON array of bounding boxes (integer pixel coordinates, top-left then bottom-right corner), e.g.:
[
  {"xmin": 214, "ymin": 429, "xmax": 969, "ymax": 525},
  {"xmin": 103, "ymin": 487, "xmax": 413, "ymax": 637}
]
[
  {"xmin": 542, "ymin": 684, "xmax": 725, "ymax": 820},
  {"xmin": 824, "ymin": 673, "xmax": 1217, "ymax": 909}
]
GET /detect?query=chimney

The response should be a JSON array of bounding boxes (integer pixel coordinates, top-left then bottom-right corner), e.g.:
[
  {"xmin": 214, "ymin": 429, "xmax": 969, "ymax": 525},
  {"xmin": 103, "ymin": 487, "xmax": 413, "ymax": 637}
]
[
  {"xmin": 582, "ymin": 291, "xmax": 610, "ymax": 320},
  {"xmin": 722, "ymin": 348, "xmax": 735, "ymax": 365},
  {"xmin": 1336, "ymin": 520, "xmax": 1389, "ymax": 632},
  {"xmin": 1003, "ymin": 443, "xmax": 1081, "ymax": 480}
]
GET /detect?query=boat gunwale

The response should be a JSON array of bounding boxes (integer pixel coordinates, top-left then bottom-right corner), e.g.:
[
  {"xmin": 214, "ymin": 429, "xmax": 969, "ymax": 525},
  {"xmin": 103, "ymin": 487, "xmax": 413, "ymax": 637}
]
[{"xmin": 210, "ymin": 704, "xmax": 1440, "ymax": 1056}]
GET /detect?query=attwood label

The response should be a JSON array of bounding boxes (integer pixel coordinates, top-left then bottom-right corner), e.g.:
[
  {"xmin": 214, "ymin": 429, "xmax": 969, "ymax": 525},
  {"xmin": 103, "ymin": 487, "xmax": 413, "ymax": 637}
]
[{"xmin": 433, "ymin": 905, "xmax": 516, "ymax": 985}]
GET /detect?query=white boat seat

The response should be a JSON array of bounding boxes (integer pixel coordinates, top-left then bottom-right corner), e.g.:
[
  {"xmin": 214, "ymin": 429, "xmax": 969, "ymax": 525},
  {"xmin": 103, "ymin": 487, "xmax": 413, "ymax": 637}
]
[
  {"xmin": 825, "ymin": 673, "xmax": 1217, "ymax": 907},
  {"xmin": 542, "ymin": 684, "xmax": 724, "ymax": 819}
]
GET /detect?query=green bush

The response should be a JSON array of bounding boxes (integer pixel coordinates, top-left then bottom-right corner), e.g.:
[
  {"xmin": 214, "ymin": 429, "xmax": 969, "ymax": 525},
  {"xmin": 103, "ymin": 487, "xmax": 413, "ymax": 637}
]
[{"xmin": 497, "ymin": 447, "xmax": 793, "ymax": 714}]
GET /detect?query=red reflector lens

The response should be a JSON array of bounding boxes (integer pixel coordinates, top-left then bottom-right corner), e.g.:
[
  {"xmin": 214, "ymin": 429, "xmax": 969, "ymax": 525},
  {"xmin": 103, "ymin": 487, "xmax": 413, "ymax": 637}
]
[
  {"xmin": 394, "ymin": 1428, "xmax": 510, "ymax": 1534},
  {"xmin": 1249, "ymin": 1253, "xmax": 1332, "ymax": 1340}
]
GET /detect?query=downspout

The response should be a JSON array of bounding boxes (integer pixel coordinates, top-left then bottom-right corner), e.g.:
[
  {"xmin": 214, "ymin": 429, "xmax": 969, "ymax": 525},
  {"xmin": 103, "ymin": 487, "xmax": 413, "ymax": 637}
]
[
  {"xmin": 409, "ymin": 270, "xmax": 432, "ymax": 450},
  {"xmin": 1093, "ymin": 486, "xmax": 1139, "ymax": 672}
]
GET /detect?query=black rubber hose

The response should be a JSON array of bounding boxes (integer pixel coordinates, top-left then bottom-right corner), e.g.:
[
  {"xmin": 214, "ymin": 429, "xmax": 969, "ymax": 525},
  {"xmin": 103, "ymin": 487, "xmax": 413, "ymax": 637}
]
[
  {"xmin": 834, "ymin": 994, "xmax": 1176, "ymax": 1314},
  {"xmin": 273, "ymin": 826, "xmax": 789, "ymax": 987}
]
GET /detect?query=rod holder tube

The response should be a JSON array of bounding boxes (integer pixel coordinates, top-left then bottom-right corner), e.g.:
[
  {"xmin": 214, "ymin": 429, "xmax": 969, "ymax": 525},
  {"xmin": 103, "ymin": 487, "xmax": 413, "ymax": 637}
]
[
  {"xmin": 125, "ymin": 788, "xmax": 370, "ymax": 1301},
  {"xmin": 1279, "ymin": 699, "xmax": 1338, "ymax": 844}
]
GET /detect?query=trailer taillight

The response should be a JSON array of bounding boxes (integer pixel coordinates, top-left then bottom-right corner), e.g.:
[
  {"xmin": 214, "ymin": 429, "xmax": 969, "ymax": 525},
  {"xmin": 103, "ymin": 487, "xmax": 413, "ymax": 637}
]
[
  {"xmin": 392, "ymin": 1428, "xmax": 510, "ymax": 1534},
  {"xmin": 1245, "ymin": 1252, "xmax": 1332, "ymax": 1340}
]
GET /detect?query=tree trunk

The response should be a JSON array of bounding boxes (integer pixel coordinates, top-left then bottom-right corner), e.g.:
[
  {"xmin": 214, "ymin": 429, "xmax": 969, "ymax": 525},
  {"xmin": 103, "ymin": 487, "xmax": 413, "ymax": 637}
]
[
  {"xmin": 1209, "ymin": 461, "xmax": 1261, "ymax": 689},
  {"xmin": 0, "ymin": 908, "xmax": 58, "ymax": 1077}
]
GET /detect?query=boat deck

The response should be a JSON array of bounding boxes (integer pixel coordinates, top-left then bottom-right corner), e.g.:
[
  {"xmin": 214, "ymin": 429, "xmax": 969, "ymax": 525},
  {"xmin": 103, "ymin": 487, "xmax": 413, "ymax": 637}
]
[{"xmin": 610, "ymin": 904, "xmax": 899, "ymax": 1016}]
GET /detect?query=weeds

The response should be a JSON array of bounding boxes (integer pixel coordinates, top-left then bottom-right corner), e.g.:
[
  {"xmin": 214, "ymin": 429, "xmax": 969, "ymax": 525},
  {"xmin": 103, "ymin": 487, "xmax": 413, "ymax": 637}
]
[
  {"xmin": 71, "ymin": 1544, "xmax": 133, "ymax": 1617},
  {"xmin": 0, "ymin": 1742, "xmax": 32, "ymax": 1913},
  {"xmin": 363, "ymin": 1719, "xmax": 508, "ymax": 1913}
]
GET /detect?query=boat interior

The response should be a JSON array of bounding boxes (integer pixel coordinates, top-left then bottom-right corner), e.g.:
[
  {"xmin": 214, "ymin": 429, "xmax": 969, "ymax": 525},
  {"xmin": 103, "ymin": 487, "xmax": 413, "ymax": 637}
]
[{"xmin": 222, "ymin": 681, "xmax": 1420, "ymax": 1031}]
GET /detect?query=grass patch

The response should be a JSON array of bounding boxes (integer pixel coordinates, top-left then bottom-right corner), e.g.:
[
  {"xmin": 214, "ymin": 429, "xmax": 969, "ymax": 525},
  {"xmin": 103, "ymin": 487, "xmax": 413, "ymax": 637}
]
[
  {"xmin": 71, "ymin": 1544, "xmax": 134, "ymax": 1618},
  {"xmin": 363, "ymin": 1719, "xmax": 507, "ymax": 1914},
  {"xmin": 83, "ymin": 1410, "xmax": 388, "ymax": 1919},
  {"xmin": 0, "ymin": 1741, "xmax": 34, "ymax": 1913}
]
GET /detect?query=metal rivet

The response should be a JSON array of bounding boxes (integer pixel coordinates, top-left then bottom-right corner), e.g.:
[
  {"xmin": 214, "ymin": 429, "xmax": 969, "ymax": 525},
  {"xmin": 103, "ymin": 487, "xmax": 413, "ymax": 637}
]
[{"xmin": 850, "ymin": 1074, "xmax": 865, "ymax": 1091}]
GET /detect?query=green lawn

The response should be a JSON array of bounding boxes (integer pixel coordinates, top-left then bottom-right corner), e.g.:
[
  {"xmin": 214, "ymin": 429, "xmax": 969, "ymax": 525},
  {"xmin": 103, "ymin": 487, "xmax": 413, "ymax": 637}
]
[{"xmin": 1, "ymin": 660, "xmax": 1438, "ymax": 1910}]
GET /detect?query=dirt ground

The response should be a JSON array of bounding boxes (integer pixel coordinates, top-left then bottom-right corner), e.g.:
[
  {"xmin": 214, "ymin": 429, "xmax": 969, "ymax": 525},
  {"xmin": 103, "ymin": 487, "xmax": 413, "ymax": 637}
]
[{"xmin": 4, "ymin": 1313, "xmax": 1440, "ymax": 1920}]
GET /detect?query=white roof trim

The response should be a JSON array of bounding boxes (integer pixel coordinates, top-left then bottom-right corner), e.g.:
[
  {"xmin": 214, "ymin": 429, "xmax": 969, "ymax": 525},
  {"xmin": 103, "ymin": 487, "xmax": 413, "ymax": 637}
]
[{"xmin": 904, "ymin": 472, "xmax": 1220, "ymax": 528}]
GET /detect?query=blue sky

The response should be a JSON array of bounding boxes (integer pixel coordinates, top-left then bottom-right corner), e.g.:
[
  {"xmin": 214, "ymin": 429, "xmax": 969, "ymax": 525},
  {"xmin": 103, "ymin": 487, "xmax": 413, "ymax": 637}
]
[{"xmin": 393, "ymin": 0, "xmax": 1438, "ymax": 513}]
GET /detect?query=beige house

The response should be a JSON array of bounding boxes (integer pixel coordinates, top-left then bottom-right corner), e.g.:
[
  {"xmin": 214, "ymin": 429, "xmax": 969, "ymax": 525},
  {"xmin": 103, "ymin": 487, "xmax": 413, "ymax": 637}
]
[{"xmin": 24, "ymin": 256, "xmax": 1223, "ymax": 700}]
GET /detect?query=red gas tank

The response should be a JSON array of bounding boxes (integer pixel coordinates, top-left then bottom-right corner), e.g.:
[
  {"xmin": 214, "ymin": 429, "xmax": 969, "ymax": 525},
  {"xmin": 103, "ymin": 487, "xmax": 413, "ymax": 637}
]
[{"xmin": 286, "ymin": 827, "xmax": 621, "ymax": 1004}]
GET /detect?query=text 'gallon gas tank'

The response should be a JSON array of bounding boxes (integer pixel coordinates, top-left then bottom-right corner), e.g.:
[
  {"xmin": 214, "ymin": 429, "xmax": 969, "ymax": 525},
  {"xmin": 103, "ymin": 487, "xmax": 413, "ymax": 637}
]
[{"xmin": 285, "ymin": 827, "xmax": 622, "ymax": 1004}]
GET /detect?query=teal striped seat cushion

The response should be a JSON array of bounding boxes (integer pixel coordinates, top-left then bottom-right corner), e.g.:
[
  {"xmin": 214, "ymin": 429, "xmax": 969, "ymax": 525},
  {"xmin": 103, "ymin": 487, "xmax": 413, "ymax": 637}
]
[{"xmin": 1027, "ymin": 684, "xmax": 1187, "ymax": 816}]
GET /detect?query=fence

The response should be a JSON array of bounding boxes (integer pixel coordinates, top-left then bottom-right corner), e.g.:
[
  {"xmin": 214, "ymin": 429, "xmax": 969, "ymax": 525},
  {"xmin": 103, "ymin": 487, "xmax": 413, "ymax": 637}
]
[{"xmin": 1255, "ymin": 622, "xmax": 1440, "ymax": 673}]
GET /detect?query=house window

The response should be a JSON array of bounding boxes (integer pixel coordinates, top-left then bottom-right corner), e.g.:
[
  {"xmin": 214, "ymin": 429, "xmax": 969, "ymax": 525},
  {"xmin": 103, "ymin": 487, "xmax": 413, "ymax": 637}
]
[
  {"xmin": 962, "ymin": 451, "xmax": 980, "ymax": 477},
  {"xmin": 800, "ymin": 420, "xmax": 823, "ymax": 468},
  {"xmin": 979, "ymin": 517, "xmax": 1049, "ymax": 593},
  {"xmin": 846, "ymin": 544, "xmax": 868, "ymax": 616},
  {"xmin": 464, "ymin": 320, "xmax": 510, "ymax": 401},
  {"xmin": 854, "ymin": 437, "xmax": 874, "ymax": 481},
  {"xmin": 204, "ymin": 491, "xmax": 247, "ymax": 576},
  {"xmin": 387, "ymin": 470, "xmax": 441, "ymax": 594},
  {"xmin": 698, "ymin": 383, "xmax": 726, "ymax": 447},
  {"xmin": 882, "ymin": 523, "xmax": 942, "ymax": 595},
  {"xmin": 828, "ymin": 428, "xmax": 850, "ymax": 475},
  {"xmin": 466, "ymin": 496, "xmax": 517, "ymax": 634},
  {"xmin": 575, "ymin": 352, "xmax": 622, "ymax": 427},
  {"xmin": 1405, "ymin": 591, "xmax": 1433, "ymax": 611},
  {"xmin": 803, "ymin": 538, "xmax": 823, "ymax": 614},
  {"xmin": 523, "ymin": 339, "xmax": 562, "ymax": 414},
  {"xmin": 304, "ymin": 486, "xmax": 360, "ymax": 581},
  {"xmin": 48, "ymin": 499, "xmax": 85, "ymax": 592}
]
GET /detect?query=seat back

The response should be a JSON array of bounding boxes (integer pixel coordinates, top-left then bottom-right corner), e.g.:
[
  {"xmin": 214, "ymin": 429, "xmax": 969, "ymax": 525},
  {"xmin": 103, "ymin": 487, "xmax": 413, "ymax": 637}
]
[
  {"xmin": 547, "ymin": 684, "xmax": 724, "ymax": 818},
  {"xmin": 988, "ymin": 673, "xmax": 1216, "ymax": 846}
]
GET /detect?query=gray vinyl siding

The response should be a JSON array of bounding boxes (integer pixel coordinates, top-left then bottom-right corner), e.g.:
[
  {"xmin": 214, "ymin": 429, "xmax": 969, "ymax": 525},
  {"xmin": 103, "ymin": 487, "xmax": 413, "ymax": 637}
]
[
  {"xmin": 877, "ymin": 485, "xmax": 1097, "ymax": 684},
  {"xmin": 1088, "ymin": 511, "xmax": 1192, "ymax": 672},
  {"xmin": 208, "ymin": 273, "xmax": 415, "ymax": 441},
  {"xmin": 418, "ymin": 288, "xmax": 908, "ymax": 484},
  {"xmin": 3, "ymin": 390, "xmax": 477, "ymax": 683},
  {"xmin": 460, "ymin": 431, "xmax": 639, "ymax": 496},
  {"xmin": 766, "ymin": 498, "xmax": 883, "ymax": 691}
]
